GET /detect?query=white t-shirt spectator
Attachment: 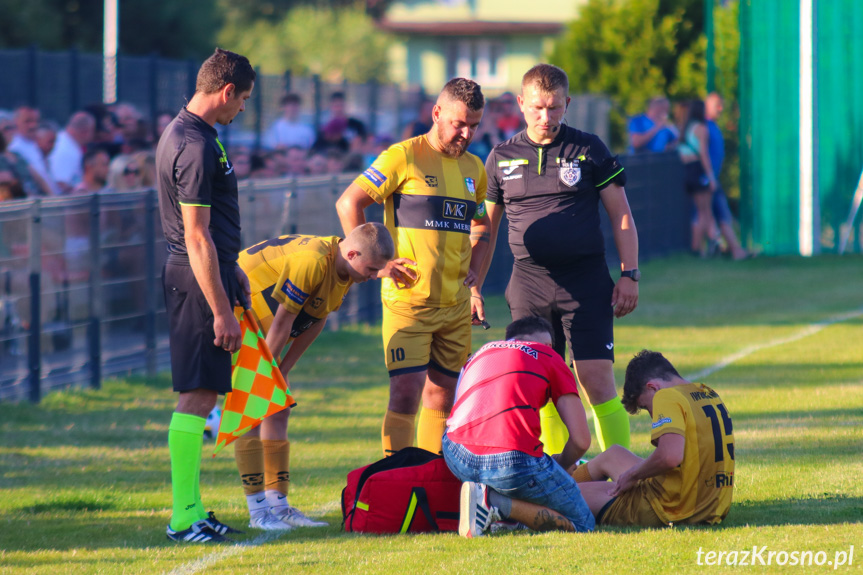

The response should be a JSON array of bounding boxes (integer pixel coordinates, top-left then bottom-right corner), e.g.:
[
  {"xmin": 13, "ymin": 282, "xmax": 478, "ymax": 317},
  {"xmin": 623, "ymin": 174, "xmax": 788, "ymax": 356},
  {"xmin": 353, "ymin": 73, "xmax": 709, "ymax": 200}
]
[
  {"xmin": 49, "ymin": 130, "xmax": 84, "ymax": 189},
  {"xmin": 265, "ymin": 118, "xmax": 315, "ymax": 150},
  {"xmin": 9, "ymin": 135, "xmax": 59, "ymax": 195}
]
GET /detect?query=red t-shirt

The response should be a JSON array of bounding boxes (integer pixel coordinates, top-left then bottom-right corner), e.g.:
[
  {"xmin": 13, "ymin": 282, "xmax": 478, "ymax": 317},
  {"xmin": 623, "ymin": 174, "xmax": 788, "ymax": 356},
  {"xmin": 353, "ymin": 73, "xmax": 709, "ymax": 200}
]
[{"xmin": 446, "ymin": 339, "xmax": 580, "ymax": 457}]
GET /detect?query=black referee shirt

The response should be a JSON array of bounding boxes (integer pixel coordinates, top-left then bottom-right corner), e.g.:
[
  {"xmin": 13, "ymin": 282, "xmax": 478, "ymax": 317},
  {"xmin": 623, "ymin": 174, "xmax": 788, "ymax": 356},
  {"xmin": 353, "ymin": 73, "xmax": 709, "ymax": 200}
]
[
  {"xmin": 485, "ymin": 126, "xmax": 624, "ymax": 269},
  {"xmin": 156, "ymin": 108, "xmax": 241, "ymax": 265}
]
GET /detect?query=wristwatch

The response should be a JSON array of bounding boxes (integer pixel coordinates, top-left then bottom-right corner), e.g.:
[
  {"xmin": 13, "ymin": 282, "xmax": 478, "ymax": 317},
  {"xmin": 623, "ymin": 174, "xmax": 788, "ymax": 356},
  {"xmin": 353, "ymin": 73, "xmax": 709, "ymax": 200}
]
[{"xmin": 621, "ymin": 269, "xmax": 641, "ymax": 282}]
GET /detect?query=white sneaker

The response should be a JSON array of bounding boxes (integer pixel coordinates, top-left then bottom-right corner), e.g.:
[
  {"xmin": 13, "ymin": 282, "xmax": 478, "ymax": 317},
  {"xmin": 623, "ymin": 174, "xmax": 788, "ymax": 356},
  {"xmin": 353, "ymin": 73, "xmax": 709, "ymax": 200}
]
[
  {"xmin": 459, "ymin": 481, "xmax": 501, "ymax": 538},
  {"xmin": 272, "ymin": 505, "xmax": 328, "ymax": 528},
  {"xmin": 249, "ymin": 508, "xmax": 293, "ymax": 531}
]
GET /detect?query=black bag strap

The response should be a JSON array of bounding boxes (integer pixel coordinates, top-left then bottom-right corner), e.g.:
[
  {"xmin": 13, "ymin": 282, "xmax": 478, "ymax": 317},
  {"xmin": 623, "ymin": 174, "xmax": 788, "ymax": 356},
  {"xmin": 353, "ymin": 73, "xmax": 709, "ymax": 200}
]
[
  {"xmin": 352, "ymin": 447, "xmax": 440, "ymax": 509},
  {"xmin": 399, "ymin": 487, "xmax": 439, "ymax": 533}
]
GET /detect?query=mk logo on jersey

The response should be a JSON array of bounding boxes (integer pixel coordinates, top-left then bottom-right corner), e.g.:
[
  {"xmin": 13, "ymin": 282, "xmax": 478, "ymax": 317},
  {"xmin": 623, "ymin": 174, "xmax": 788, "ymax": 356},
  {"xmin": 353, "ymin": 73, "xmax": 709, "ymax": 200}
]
[
  {"xmin": 424, "ymin": 175, "xmax": 438, "ymax": 187},
  {"xmin": 443, "ymin": 200, "xmax": 468, "ymax": 220}
]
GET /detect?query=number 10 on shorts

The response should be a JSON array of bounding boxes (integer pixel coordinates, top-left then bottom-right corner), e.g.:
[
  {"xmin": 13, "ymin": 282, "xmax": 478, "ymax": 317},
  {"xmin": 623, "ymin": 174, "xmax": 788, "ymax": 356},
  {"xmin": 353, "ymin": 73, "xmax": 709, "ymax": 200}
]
[{"xmin": 389, "ymin": 347, "xmax": 406, "ymax": 363}]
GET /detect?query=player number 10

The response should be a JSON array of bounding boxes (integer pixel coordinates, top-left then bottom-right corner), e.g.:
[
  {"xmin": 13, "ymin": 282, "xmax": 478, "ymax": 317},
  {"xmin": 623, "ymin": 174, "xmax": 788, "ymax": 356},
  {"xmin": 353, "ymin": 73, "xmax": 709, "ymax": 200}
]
[{"xmin": 389, "ymin": 347, "xmax": 405, "ymax": 362}]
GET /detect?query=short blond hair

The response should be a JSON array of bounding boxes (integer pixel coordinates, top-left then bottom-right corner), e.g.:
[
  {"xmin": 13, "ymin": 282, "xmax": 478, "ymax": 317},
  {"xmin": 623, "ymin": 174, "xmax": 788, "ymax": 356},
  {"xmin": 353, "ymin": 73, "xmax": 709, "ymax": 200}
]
[{"xmin": 350, "ymin": 222, "xmax": 395, "ymax": 261}]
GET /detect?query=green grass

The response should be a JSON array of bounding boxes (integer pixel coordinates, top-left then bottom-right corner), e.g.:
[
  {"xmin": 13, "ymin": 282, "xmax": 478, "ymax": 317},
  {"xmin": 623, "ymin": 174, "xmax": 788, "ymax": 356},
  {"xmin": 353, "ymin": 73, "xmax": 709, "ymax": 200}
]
[{"xmin": 1, "ymin": 254, "xmax": 862, "ymax": 574}]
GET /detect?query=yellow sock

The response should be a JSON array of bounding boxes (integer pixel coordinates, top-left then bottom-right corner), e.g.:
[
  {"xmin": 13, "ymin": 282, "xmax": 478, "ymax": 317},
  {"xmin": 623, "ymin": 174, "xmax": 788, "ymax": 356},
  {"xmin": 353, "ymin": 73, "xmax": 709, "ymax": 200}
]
[
  {"xmin": 592, "ymin": 396, "xmax": 631, "ymax": 451},
  {"xmin": 263, "ymin": 439, "xmax": 290, "ymax": 498},
  {"xmin": 233, "ymin": 435, "xmax": 264, "ymax": 496},
  {"xmin": 382, "ymin": 410, "xmax": 416, "ymax": 456},
  {"xmin": 571, "ymin": 463, "xmax": 593, "ymax": 483},
  {"xmin": 417, "ymin": 408, "xmax": 448, "ymax": 455},
  {"xmin": 539, "ymin": 402, "xmax": 569, "ymax": 455}
]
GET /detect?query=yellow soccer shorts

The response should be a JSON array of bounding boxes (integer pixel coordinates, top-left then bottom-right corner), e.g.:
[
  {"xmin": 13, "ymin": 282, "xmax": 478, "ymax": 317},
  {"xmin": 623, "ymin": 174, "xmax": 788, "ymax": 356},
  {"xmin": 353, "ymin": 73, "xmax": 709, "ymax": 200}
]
[
  {"xmin": 597, "ymin": 483, "xmax": 665, "ymax": 527},
  {"xmin": 382, "ymin": 298, "xmax": 471, "ymax": 378}
]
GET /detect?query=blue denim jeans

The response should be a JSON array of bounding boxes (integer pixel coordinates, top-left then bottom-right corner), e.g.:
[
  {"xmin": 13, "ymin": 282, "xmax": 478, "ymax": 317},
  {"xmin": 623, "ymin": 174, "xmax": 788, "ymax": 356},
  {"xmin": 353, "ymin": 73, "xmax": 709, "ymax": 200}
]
[{"xmin": 442, "ymin": 433, "xmax": 595, "ymax": 532}]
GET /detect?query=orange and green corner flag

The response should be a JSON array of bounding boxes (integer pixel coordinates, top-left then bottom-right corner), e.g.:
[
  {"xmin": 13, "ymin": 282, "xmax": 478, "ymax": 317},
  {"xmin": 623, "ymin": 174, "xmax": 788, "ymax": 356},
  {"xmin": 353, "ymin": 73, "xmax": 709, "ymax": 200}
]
[{"xmin": 214, "ymin": 308, "xmax": 295, "ymax": 456}]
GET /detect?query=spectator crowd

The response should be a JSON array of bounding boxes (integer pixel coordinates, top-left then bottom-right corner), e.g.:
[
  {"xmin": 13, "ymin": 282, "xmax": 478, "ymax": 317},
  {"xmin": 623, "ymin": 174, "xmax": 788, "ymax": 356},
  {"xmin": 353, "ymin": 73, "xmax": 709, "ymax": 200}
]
[
  {"xmin": 2, "ymin": 89, "xmax": 747, "ymax": 260},
  {"xmin": 627, "ymin": 93, "xmax": 751, "ymax": 260},
  {"xmin": 0, "ymin": 90, "xmax": 527, "ymax": 205}
]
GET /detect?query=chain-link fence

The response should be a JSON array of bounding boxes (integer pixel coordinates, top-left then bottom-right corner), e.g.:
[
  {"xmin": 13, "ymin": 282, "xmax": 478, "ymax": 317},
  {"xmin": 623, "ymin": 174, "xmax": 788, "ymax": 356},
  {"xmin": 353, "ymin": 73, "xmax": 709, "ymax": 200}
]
[
  {"xmin": 0, "ymin": 153, "xmax": 687, "ymax": 403},
  {"xmin": 0, "ymin": 47, "xmax": 611, "ymax": 149}
]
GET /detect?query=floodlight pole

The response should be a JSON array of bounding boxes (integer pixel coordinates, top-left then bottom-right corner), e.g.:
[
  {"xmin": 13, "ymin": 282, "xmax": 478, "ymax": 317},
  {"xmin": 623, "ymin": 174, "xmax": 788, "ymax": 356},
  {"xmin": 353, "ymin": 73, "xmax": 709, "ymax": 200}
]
[
  {"xmin": 103, "ymin": 0, "xmax": 118, "ymax": 104},
  {"xmin": 705, "ymin": 0, "xmax": 715, "ymax": 93}
]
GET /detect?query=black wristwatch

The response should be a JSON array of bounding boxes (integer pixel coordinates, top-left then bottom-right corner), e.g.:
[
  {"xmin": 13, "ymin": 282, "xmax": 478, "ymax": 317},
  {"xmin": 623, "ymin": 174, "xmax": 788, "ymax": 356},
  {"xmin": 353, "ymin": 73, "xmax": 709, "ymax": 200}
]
[{"xmin": 621, "ymin": 269, "xmax": 641, "ymax": 282}]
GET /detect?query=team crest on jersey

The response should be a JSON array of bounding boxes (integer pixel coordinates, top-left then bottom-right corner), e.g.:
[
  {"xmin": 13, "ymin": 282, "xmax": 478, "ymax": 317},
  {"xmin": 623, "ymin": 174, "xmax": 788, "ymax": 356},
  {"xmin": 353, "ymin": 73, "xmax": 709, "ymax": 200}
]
[
  {"xmin": 465, "ymin": 178, "xmax": 476, "ymax": 196},
  {"xmin": 558, "ymin": 158, "xmax": 581, "ymax": 187}
]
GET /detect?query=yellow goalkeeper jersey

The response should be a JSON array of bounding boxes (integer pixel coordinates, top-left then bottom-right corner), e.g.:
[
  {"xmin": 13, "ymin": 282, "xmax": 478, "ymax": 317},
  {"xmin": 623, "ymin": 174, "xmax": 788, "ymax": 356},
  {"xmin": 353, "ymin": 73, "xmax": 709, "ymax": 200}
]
[
  {"xmin": 353, "ymin": 135, "xmax": 487, "ymax": 308},
  {"xmin": 238, "ymin": 235, "xmax": 351, "ymax": 334},
  {"xmin": 644, "ymin": 383, "xmax": 735, "ymax": 525}
]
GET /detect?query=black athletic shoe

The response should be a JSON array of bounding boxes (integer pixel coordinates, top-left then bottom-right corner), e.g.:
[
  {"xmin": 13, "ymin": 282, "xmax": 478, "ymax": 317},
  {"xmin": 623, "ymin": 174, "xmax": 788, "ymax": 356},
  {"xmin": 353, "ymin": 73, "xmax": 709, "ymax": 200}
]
[
  {"xmin": 166, "ymin": 519, "xmax": 230, "ymax": 543},
  {"xmin": 204, "ymin": 511, "xmax": 244, "ymax": 535}
]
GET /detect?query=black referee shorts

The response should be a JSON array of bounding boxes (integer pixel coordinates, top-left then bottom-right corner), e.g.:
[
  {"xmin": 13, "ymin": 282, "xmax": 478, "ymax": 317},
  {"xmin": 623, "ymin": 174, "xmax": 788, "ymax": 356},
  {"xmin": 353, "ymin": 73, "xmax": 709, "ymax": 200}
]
[
  {"xmin": 505, "ymin": 256, "xmax": 615, "ymax": 363},
  {"xmin": 163, "ymin": 262, "xmax": 232, "ymax": 394}
]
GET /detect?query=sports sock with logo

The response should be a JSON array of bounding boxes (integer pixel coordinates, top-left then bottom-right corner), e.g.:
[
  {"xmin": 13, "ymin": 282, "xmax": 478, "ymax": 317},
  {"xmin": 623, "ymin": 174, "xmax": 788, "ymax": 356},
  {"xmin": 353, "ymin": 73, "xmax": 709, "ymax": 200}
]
[
  {"xmin": 168, "ymin": 412, "xmax": 206, "ymax": 531},
  {"xmin": 382, "ymin": 410, "xmax": 416, "ymax": 456},
  {"xmin": 591, "ymin": 396, "xmax": 631, "ymax": 451},
  {"xmin": 263, "ymin": 439, "xmax": 290, "ymax": 499},
  {"xmin": 416, "ymin": 408, "xmax": 448, "ymax": 455},
  {"xmin": 234, "ymin": 435, "xmax": 265, "ymax": 517}
]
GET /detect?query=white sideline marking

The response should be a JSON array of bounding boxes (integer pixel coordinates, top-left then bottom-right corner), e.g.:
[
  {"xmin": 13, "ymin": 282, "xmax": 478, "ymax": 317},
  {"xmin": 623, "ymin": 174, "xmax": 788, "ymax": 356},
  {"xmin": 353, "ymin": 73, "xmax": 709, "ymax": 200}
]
[
  {"xmin": 166, "ymin": 531, "xmax": 285, "ymax": 575},
  {"xmin": 165, "ymin": 500, "xmax": 338, "ymax": 575},
  {"xmin": 685, "ymin": 307, "xmax": 863, "ymax": 381}
]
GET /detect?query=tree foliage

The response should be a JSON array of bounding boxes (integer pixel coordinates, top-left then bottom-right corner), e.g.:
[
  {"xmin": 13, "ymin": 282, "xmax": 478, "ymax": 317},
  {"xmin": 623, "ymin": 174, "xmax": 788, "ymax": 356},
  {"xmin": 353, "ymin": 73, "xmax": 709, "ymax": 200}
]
[
  {"xmin": 217, "ymin": 2, "xmax": 392, "ymax": 82},
  {"xmin": 550, "ymin": 0, "xmax": 740, "ymax": 196},
  {"xmin": 0, "ymin": 0, "xmax": 220, "ymax": 59}
]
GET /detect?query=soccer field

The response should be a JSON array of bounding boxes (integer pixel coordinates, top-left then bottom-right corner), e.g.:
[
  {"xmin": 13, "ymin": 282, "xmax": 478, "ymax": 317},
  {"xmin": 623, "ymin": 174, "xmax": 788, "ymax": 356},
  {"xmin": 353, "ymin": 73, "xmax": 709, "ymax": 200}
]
[{"xmin": 1, "ymin": 255, "xmax": 862, "ymax": 574}]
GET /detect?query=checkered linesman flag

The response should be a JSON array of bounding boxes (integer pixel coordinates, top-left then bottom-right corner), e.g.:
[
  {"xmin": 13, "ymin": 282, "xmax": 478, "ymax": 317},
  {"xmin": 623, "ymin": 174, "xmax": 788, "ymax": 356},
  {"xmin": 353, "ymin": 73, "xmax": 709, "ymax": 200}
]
[{"xmin": 213, "ymin": 309, "xmax": 296, "ymax": 456}]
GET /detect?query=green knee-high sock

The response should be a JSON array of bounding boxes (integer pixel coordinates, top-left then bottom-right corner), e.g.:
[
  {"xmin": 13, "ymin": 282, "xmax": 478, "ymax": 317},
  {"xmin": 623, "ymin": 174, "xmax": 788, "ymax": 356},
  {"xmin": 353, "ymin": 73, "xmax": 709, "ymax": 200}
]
[
  {"xmin": 591, "ymin": 397, "xmax": 630, "ymax": 451},
  {"xmin": 194, "ymin": 446, "xmax": 206, "ymax": 521},
  {"xmin": 169, "ymin": 412, "xmax": 206, "ymax": 531}
]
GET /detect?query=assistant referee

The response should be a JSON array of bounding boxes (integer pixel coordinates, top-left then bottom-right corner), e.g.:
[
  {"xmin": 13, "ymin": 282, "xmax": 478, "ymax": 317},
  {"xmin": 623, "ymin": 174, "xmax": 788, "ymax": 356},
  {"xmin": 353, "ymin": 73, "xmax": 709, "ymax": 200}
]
[
  {"xmin": 156, "ymin": 48, "xmax": 255, "ymax": 543},
  {"xmin": 480, "ymin": 64, "xmax": 638, "ymax": 452}
]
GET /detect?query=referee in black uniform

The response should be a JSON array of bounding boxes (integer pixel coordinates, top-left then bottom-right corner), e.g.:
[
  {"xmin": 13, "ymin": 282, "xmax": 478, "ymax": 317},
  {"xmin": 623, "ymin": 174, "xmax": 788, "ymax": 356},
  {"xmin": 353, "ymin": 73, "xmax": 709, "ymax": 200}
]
[
  {"xmin": 156, "ymin": 48, "xmax": 255, "ymax": 543},
  {"xmin": 480, "ymin": 64, "xmax": 638, "ymax": 453}
]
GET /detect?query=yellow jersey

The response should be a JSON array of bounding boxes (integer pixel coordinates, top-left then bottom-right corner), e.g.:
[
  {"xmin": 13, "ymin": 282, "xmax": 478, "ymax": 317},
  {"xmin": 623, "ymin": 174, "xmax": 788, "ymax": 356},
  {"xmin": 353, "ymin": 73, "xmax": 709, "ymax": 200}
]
[
  {"xmin": 644, "ymin": 383, "xmax": 735, "ymax": 525},
  {"xmin": 354, "ymin": 135, "xmax": 487, "ymax": 308},
  {"xmin": 238, "ymin": 235, "xmax": 351, "ymax": 337}
]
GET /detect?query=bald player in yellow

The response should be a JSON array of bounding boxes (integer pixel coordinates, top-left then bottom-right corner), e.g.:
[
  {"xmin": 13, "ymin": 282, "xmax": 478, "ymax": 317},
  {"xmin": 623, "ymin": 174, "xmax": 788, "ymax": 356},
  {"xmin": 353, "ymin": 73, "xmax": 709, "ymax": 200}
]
[
  {"xmin": 336, "ymin": 78, "xmax": 493, "ymax": 457},
  {"xmin": 231, "ymin": 223, "xmax": 395, "ymax": 530},
  {"xmin": 572, "ymin": 350, "xmax": 735, "ymax": 526}
]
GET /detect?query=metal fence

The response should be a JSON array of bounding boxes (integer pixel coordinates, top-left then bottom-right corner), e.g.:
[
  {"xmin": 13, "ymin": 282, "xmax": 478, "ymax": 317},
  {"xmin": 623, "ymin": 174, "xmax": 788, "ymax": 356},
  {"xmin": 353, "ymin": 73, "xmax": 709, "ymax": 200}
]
[
  {"xmin": 0, "ymin": 153, "xmax": 687, "ymax": 403},
  {"xmin": 0, "ymin": 47, "xmax": 610, "ymax": 149}
]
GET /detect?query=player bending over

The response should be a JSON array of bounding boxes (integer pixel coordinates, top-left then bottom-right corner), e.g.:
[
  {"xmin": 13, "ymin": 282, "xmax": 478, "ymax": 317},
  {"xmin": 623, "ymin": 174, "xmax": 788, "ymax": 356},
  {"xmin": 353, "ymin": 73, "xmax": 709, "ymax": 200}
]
[
  {"xmin": 232, "ymin": 223, "xmax": 394, "ymax": 530},
  {"xmin": 443, "ymin": 316, "xmax": 595, "ymax": 537},
  {"xmin": 572, "ymin": 350, "xmax": 735, "ymax": 526}
]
